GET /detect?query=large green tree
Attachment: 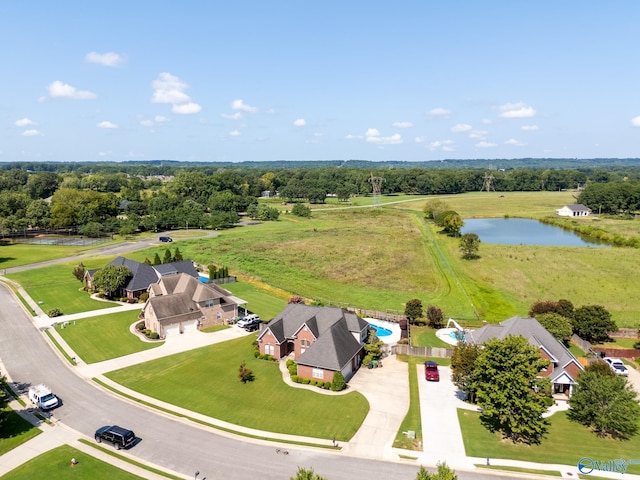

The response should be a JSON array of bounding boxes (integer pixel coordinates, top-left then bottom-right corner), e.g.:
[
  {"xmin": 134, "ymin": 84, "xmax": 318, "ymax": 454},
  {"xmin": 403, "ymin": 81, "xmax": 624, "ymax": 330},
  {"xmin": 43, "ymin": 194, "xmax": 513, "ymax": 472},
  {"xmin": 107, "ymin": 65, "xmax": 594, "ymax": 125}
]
[
  {"xmin": 568, "ymin": 367, "xmax": 640, "ymax": 439},
  {"xmin": 451, "ymin": 342, "xmax": 481, "ymax": 403},
  {"xmin": 535, "ymin": 313, "xmax": 573, "ymax": 343},
  {"xmin": 459, "ymin": 233, "xmax": 480, "ymax": 259},
  {"xmin": 473, "ymin": 335, "xmax": 550, "ymax": 444},
  {"xmin": 404, "ymin": 298, "xmax": 423, "ymax": 322},
  {"xmin": 571, "ymin": 304, "xmax": 617, "ymax": 343},
  {"xmin": 91, "ymin": 265, "xmax": 132, "ymax": 297}
]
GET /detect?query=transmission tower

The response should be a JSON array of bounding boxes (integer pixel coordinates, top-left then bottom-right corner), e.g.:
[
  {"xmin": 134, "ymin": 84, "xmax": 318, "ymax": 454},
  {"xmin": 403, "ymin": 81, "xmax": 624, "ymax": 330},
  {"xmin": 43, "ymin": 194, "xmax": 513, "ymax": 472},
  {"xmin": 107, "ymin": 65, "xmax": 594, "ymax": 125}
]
[
  {"xmin": 481, "ymin": 173, "xmax": 495, "ymax": 192},
  {"xmin": 368, "ymin": 173, "xmax": 385, "ymax": 207}
]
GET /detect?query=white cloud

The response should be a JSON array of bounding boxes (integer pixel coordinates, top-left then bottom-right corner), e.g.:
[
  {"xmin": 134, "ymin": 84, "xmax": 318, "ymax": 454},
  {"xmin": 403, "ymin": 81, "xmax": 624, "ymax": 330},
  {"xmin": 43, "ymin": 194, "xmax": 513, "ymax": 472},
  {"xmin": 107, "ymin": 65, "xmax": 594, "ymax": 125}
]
[
  {"xmin": 231, "ymin": 99, "xmax": 258, "ymax": 113},
  {"xmin": 15, "ymin": 118, "xmax": 37, "ymax": 127},
  {"xmin": 476, "ymin": 141, "xmax": 497, "ymax": 148},
  {"xmin": 482, "ymin": 118, "xmax": 493, "ymax": 124},
  {"xmin": 415, "ymin": 136, "xmax": 427, "ymax": 143},
  {"xmin": 521, "ymin": 124, "xmax": 539, "ymax": 131},
  {"xmin": 428, "ymin": 140, "xmax": 454, "ymax": 151},
  {"xmin": 631, "ymin": 116, "xmax": 640, "ymax": 127},
  {"xmin": 293, "ymin": 118, "xmax": 306, "ymax": 127},
  {"xmin": 392, "ymin": 121, "xmax": 413, "ymax": 128},
  {"xmin": 499, "ymin": 102, "xmax": 536, "ymax": 118},
  {"xmin": 365, "ymin": 128, "xmax": 402, "ymax": 145},
  {"xmin": 98, "ymin": 151, "xmax": 111, "ymax": 157},
  {"xmin": 140, "ymin": 119, "xmax": 154, "ymax": 127},
  {"xmin": 221, "ymin": 112, "xmax": 242, "ymax": 120},
  {"xmin": 97, "ymin": 121, "xmax": 118, "ymax": 129},
  {"xmin": 428, "ymin": 108, "xmax": 451, "ymax": 117},
  {"xmin": 229, "ymin": 129, "xmax": 241, "ymax": 136},
  {"xmin": 469, "ymin": 130, "xmax": 488, "ymax": 139},
  {"xmin": 155, "ymin": 115, "xmax": 170, "ymax": 123},
  {"xmin": 451, "ymin": 123, "xmax": 472, "ymax": 133},
  {"xmin": 172, "ymin": 102, "xmax": 202, "ymax": 114},
  {"xmin": 345, "ymin": 134, "xmax": 363, "ymax": 140},
  {"xmin": 85, "ymin": 51, "xmax": 124, "ymax": 67},
  {"xmin": 22, "ymin": 129, "xmax": 41, "ymax": 136},
  {"xmin": 48, "ymin": 80, "xmax": 96, "ymax": 99},
  {"xmin": 504, "ymin": 138, "xmax": 526, "ymax": 146},
  {"xmin": 151, "ymin": 72, "xmax": 201, "ymax": 114}
]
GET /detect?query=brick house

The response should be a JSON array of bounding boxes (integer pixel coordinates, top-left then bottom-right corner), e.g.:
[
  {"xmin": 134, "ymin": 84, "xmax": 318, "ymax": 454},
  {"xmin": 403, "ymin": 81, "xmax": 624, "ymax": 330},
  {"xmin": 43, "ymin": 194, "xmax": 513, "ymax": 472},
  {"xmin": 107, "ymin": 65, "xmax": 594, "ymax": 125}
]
[
  {"xmin": 85, "ymin": 256, "xmax": 199, "ymax": 301},
  {"xmin": 257, "ymin": 304, "xmax": 369, "ymax": 383},
  {"xmin": 466, "ymin": 315, "xmax": 583, "ymax": 397},
  {"xmin": 143, "ymin": 273, "xmax": 245, "ymax": 337}
]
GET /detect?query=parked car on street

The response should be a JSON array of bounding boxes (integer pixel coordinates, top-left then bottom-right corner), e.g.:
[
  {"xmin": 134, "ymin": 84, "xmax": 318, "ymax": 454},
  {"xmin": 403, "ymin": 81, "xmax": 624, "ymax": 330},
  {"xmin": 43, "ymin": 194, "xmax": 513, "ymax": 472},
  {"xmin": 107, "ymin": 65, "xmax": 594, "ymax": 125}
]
[
  {"xmin": 28, "ymin": 384, "xmax": 59, "ymax": 410},
  {"xmin": 95, "ymin": 425, "xmax": 137, "ymax": 450},
  {"xmin": 159, "ymin": 236, "xmax": 173, "ymax": 242},
  {"xmin": 424, "ymin": 361, "xmax": 440, "ymax": 381},
  {"xmin": 604, "ymin": 357, "xmax": 629, "ymax": 376}
]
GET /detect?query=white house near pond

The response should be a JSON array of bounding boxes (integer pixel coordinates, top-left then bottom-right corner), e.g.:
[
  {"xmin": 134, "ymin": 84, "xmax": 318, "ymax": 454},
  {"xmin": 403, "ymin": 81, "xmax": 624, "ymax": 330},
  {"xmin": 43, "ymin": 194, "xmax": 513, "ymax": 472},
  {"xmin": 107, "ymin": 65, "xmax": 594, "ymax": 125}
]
[{"xmin": 556, "ymin": 204, "xmax": 592, "ymax": 217}]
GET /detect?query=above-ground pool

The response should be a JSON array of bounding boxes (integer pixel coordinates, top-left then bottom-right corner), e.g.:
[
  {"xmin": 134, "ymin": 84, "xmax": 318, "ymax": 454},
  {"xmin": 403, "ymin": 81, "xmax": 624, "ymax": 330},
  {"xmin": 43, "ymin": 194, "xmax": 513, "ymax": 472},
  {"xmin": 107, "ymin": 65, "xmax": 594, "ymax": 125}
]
[{"xmin": 369, "ymin": 323, "xmax": 392, "ymax": 337}]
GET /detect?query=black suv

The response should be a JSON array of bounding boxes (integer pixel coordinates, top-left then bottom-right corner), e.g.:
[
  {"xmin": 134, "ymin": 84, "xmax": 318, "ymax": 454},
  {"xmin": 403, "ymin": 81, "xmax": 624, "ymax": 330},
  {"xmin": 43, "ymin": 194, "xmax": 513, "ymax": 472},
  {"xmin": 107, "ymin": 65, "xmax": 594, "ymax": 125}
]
[
  {"xmin": 159, "ymin": 236, "xmax": 172, "ymax": 243},
  {"xmin": 95, "ymin": 425, "xmax": 136, "ymax": 450}
]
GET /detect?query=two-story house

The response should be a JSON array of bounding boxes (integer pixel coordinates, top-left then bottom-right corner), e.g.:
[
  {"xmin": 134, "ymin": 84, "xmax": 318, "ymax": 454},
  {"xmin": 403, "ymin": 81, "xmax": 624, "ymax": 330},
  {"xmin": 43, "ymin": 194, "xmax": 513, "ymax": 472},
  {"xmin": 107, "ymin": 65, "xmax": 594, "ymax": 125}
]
[
  {"xmin": 257, "ymin": 304, "xmax": 370, "ymax": 383},
  {"xmin": 466, "ymin": 316, "xmax": 583, "ymax": 397}
]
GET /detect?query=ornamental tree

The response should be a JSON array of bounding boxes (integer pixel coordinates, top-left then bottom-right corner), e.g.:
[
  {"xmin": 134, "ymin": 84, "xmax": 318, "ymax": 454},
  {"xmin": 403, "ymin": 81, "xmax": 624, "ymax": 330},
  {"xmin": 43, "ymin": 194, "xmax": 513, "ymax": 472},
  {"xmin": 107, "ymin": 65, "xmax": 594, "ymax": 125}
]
[
  {"xmin": 568, "ymin": 368, "xmax": 640, "ymax": 439},
  {"xmin": 91, "ymin": 265, "xmax": 132, "ymax": 297},
  {"xmin": 451, "ymin": 342, "xmax": 481, "ymax": 403},
  {"xmin": 473, "ymin": 335, "xmax": 550, "ymax": 444},
  {"xmin": 405, "ymin": 298, "xmax": 423, "ymax": 322},
  {"xmin": 571, "ymin": 304, "xmax": 617, "ymax": 343},
  {"xmin": 535, "ymin": 313, "xmax": 573, "ymax": 343}
]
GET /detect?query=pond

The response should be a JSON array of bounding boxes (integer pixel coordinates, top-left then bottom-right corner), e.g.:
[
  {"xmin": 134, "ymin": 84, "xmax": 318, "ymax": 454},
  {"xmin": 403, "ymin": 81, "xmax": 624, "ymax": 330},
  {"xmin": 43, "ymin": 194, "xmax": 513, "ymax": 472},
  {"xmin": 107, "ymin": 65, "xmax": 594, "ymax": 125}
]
[{"xmin": 460, "ymin": 218, "xmax": 609, "ymax": 247}]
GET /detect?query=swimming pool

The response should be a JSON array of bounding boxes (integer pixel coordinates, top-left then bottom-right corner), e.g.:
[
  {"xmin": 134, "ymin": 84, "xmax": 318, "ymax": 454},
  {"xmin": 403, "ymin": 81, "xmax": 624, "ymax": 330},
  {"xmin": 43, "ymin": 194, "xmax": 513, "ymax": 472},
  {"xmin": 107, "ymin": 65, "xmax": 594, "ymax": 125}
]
[
  {"xmin": 198, "ymin": 276, "xmax": 209, "ymax": 283},
  {"xmin": 369, "ymin": 323, "xmax": 392, "ymax": 337}
]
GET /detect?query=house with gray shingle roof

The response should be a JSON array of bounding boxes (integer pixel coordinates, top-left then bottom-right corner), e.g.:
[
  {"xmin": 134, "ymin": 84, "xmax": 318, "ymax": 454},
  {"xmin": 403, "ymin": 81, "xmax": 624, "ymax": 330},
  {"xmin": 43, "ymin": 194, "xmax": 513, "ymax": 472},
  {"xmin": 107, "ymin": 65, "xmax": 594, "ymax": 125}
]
[
  {"xmin": 85, "ymin": 256, "xmax": 199, "ymax": 301},
  {"xmin": 466, "ymin": 316, "xmax": 583, "ymax": 397},
  {"xmin": 257, "ymin": 304, "xmax": 369, "ymax": 383},
  {"xmin": 143, "ymin": 272, "xmax": 245, "ymax": 337}
]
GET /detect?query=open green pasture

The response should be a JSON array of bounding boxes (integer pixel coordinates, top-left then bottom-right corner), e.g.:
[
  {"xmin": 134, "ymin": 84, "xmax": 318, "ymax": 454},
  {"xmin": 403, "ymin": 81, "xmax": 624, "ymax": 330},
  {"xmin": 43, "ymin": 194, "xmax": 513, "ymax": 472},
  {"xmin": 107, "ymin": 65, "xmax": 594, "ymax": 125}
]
[
  {"xmin": 0, "ymin": 243, "xmax": 94, "ymax": 270},
  {"xmin": 2, "ymin": 445, "xmax": 146, "ymax": 480},
  {"xmin": 54, "ymin": 311, "xmax": 163, "ymax": 364},
  {"xmin": 458, "ymin": 409, "xmax": 640, "ymax": 475},
  {"xmin": 7, "ymin": 261, "xmax": 119, "ymax": 315},
  {"xmin": 106, "ymin": 335, "xmax": 368, "ymax": 441}
]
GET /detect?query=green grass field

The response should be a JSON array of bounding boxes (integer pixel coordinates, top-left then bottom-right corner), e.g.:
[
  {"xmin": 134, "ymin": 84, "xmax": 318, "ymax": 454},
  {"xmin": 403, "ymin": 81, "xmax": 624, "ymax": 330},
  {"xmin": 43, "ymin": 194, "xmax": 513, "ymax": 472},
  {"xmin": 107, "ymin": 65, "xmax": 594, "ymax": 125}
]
[
  {"xmin": 106, "ymin": 335, "xmax": 368, "ymax": 441},
  {"xmin": 0, "ymin": 405, "xmax": 41, "ymax": 456},
  {"xmin": 458, "ymin": 409, "xmax": 640, "ymax": 475},
  {"xmin": 1, "ymin": 445, "xmax": 146, "ymax": 480},
  {"xmin": 6, "ymin": 261, "xmax": 119, "ymax": 315},
  {"xmin": 54, "ymin": 311, "xmax": 163, "ymax": 364}
]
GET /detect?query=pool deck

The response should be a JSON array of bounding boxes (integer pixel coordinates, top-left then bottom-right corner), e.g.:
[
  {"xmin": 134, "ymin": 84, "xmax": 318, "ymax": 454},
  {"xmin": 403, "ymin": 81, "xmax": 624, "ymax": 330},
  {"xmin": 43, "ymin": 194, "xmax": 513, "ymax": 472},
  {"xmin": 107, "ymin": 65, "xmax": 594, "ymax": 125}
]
[{"xmin": 364, "ymin": 318, "xmax": 401, "ymax": 344}]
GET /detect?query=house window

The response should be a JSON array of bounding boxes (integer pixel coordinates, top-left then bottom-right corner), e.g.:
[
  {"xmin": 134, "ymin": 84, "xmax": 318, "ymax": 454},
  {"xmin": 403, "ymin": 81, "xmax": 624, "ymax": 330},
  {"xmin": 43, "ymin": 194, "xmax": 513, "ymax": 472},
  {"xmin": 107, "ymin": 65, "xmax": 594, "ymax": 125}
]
[
  {"xmin": 265, "ymin": 344, "xmax": 274, "ymax": 355},
  {"xmin": 204, "ymin": 300, "xmax": 214, "ymax": 307},
  {"xmin": 312, "ymin": 368, "xmax": 324, "ymax": 379}
]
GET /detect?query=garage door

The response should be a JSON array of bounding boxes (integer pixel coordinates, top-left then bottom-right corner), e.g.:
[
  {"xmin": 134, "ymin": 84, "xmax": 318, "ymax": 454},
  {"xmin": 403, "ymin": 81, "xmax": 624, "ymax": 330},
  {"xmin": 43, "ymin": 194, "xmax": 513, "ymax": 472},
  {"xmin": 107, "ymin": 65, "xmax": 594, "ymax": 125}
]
[
  {"xmin": 182, "ymin": 321, "xmax": 198, "ymax": 333},
  {"xmin": 164, "ymin": 324, "xmax": 180, "ymax": 337}
]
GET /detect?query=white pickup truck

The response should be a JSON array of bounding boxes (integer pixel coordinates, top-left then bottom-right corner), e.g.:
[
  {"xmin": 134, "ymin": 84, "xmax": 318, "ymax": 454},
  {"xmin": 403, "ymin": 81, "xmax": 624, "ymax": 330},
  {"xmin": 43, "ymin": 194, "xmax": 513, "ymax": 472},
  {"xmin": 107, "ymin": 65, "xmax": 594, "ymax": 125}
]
[{"xmin": 28, "ymin": 384, "xmax": 59, "ymax": 410}]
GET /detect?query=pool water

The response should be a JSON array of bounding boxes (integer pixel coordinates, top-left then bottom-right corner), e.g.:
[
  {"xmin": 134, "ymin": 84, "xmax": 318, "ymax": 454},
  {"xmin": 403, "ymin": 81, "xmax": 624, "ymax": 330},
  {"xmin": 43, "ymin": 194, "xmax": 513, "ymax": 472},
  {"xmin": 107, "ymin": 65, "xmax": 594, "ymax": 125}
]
[
  {"xmin": 199, "ymin": 276, "xmax": 209, "ymax": 283},
  {"xmin": 448, "ymin": 330, "xmax": 465, "ymax": 341},
  {"xmin": 369, "ymin": 324, "xmax": 392, "ymax": 337}
]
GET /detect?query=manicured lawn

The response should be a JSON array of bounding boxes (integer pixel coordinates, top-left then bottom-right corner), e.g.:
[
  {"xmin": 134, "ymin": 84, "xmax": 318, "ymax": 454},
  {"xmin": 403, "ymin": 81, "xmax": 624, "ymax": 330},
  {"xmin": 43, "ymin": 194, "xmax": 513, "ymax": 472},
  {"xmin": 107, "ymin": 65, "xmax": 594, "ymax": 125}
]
[
  {"xmin": 0, "ymin": 405, "xmax": 41, "ymax": 456},
  {"xmin": 2, "ymin": 445, "xmax": 145, "ymax": 480},
  {"xmin": 458, "ymin": 409, "xmax": 640, "ymax": 475},
  {"xmin": 54, "ymin": 311, "xmax": 163, "ymax": 364},
  {"xmin": 7, "ymin": 262, "xmax": 119, "ymax": 315},
  {"xmin": 393, "ymin": 356, "xmax": 422, "ymax": 450},
  {"xmin": 106, "ymin": 336, "xmax": 368, "ymax": 441},
  {"xmin": 411, "ymin": 326, "xmax": 452, "ymax": 348},
  {"xmin": 0, "ymin": 243, "xmax": 88, "ymax": 269},
  {"xmin": 568, "ymin": 342, "xmax": 586, "ymax": 359}
]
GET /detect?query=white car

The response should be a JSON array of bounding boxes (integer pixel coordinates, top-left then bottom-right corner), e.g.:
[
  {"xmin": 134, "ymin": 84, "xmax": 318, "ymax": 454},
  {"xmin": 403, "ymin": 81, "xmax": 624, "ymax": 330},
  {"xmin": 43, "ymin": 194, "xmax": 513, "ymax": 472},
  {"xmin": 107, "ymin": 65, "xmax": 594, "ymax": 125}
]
[
  {"xmin": 604, "ymin": 357, "xmax": 629, "ymax": 376},
  {"xmin": 237, "ymin": 314, "xmax": 260, "ymax": 328}
]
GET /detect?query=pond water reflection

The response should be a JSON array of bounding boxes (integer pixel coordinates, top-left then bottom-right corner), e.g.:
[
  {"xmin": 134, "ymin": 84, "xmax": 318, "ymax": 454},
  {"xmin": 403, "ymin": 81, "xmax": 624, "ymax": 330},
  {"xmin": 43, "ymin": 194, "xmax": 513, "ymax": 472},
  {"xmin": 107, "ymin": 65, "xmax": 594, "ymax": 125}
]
[{"xmin": 460, "ymin": 218, "xmax": 609, "ymax": 247}]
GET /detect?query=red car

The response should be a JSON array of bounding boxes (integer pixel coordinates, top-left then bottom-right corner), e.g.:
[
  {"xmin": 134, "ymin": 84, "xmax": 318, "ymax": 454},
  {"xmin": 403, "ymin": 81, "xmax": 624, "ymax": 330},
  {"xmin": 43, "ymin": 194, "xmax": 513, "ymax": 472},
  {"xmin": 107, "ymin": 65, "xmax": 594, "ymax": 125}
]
[{"xmin": 424, "ymin": 361, "xmax": 440, "ymax": 381}]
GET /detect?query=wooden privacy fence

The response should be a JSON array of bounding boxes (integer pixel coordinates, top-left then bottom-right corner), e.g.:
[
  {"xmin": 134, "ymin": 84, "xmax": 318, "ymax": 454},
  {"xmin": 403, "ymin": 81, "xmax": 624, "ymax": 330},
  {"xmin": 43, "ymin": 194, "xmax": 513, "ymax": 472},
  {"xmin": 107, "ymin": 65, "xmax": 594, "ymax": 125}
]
[
  {"xmin": 393, "ymin": 344, "xmax": 453, "ymax": 358},
  {"xmin": 346, "ymin": 308, "xmax": 406, "ymax": 323}
]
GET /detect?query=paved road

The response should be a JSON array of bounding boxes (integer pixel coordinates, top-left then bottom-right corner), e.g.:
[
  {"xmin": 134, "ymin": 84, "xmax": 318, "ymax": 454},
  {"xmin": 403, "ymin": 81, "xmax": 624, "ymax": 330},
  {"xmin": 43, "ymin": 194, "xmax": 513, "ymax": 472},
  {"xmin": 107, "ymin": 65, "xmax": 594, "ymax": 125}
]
[{"xmin": 1, "ymin": 283, "xmax": 509, "ymax": 480}]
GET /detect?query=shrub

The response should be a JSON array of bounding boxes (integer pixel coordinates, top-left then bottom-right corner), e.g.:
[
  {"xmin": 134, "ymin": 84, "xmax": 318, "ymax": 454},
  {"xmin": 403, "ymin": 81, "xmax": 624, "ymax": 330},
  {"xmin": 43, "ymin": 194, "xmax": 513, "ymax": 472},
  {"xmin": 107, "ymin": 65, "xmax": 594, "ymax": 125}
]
[
  {"xmin": 397, "ymin": 338, "xmax": 409, "ymax": 345},
  {"xmin": 331, "ymin": 372, "xmax": 346, "ymax": 391},
  {"xmin": 301, "ymin": 378, "xmax": 310, "ymax": 385},
  {"xmin": 149, "ymin": 332, "xmax": 159, "ymax": 340},
  {"xmin": 286, "ymin": 359, "xmax": 295, "ymax": 367},
  {"xmin": 634, "ymin": 340, "xmax": 640, "ymax": 350},
  {"xmin": 48, "ymin": 308, "xmax": 63, "ymax": 317},
  {"xmin": 136, "ymin": 321, "xmax": 145, "ymax": 331},
  {"xmin": 238, "ymin": 361, "xmax": 254, "ymax": 383},
  {"xmin": 291, "ymin": 375, "xmax": 298, "ymax": 383},
  {"xmin": 323, "ymin": 382, "xmax": 332, "ymax": 389},
  {"xmin": 143, "ymin": 329, "xmax": 151, "ymax": 336},
  {"xmin": 253, "ymin": 350, "xmax": 260, "ymax": 358},
  {"xmin": 138, "ymin": 292, "xmax": 149, "ymax": 302},
  {"xmin": 288, "ymin": 362, "xmax": 298, "ymax": 375}
]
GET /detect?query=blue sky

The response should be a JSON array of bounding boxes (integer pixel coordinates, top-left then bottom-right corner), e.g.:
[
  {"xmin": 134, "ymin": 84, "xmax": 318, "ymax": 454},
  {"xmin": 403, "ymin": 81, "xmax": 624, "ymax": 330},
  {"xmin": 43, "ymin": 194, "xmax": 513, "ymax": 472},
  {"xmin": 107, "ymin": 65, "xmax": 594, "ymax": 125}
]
[{"xmin": 2, "ymin": 1, "xmax": 639, "ymax": 163}]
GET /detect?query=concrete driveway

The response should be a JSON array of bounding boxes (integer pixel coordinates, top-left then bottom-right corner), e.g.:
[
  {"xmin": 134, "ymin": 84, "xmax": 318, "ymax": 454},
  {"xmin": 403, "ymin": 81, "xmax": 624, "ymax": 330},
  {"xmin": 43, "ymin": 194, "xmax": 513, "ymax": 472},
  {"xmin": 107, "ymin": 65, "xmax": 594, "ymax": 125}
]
[{"xmin": 417, "ymin": 364, "xmax": 478, "ymax": 470}]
